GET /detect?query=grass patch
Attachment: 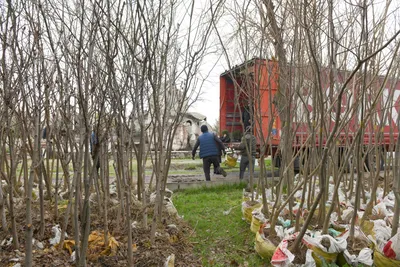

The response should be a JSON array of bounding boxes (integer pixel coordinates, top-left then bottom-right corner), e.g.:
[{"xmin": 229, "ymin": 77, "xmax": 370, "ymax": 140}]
[
  {"xmin": 173, "ymin": 184, "xmax": 268, "ymax": 266},
  {"xmin": 184, "ymin": 164, "xmax": 197, "ymax": 170}
]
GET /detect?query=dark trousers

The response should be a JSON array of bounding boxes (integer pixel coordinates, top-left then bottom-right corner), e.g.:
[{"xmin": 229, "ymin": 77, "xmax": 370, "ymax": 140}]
[
  {"xmin": 203, "ymin": 155, "xmax": 221, "ymax": 181},
  {"xmin": 214, "ymin": 154, "xmax": 222, "ymax": 174},
  {"xmin": 240, "ymin": 155, "xmax": 255, "ymax": 180}
]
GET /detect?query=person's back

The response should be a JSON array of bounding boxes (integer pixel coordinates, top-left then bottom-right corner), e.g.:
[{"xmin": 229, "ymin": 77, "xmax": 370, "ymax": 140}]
[
  {"xmin": 192, "ymin": 125, "xmax": 227, "ymax": 181},
  {"xmin": 238, "ymin": 127, "xmax": 256, "ymax": 181},
  {"xmin": 239, "ymin": 133, "xmax": 256, "ymax": 157},
  {"xmin": 242, "ymin": 105, "xmax": 252, "ymax": 130},
  {"xmin": 198, "ymin": 132, "xmax": 219, "ymax": 158}
]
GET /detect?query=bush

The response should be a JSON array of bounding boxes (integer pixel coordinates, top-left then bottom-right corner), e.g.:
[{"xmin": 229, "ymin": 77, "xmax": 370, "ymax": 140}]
[{"xmin": 232, "ymin": 130, "xmax": 242, "ymax": 141}]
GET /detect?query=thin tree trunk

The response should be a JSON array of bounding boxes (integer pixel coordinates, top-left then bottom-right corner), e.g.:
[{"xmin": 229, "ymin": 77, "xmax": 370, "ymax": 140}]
[
  {"xmin": 79, "ymin": 132, "xmax": 93, "ymax": 267},
  {"xmin": 102, "ymin": 142, "xmax": 109, "ymax": 246},
  {"xmin": 391, "ymin": 123, "xmax": 400, "ymax": 236},
  {"xmin": 25, "ymin": 103, "xmax": 41, "ymax": 266},
  {"xmin": 55, "ymin": 154, "xmax": 59, "ymax": 220}
]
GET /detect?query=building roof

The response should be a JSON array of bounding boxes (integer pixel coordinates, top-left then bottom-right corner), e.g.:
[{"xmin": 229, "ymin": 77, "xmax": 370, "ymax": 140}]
[{"xmin": 186, "ymin": 112, "xmax": 207, "ymax": 121}]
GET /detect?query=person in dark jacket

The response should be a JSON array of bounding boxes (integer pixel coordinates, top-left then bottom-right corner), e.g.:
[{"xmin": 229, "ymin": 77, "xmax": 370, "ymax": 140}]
[
  {"xmin": 192, "ymin": 125, "xmax": 227, "ymax": 181},
  {"xmin": 242, "ymin": 105, "xmax": 253, "ymax": 132},
  {"xmin": 214, "ymin": 137, "xmax": 226, "ymax": 174},
  {"xmin": 90, "ymin": 129, "xmax": 100, "ymax": 172},
  {"xmin": 220, "ymin": 132, "xmax": 231, "ymax": 143},
  {"xmin": 238, "ymin": 126, "xmax": 257, "ymax": 180}
]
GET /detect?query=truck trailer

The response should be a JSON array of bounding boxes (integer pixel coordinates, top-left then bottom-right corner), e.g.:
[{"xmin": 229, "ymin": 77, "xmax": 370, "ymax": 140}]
[{"xmin": 219, "ymin": 58, "xmax": 400, "ymax": 168}]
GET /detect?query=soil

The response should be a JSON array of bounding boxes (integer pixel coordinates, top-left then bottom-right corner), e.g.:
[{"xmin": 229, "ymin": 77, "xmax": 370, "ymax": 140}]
[
  {"xmin": 346, "ymin": 236, "xmax": 370, "ymax": 256},
  {"xmin": 261, "ymin": 228, "xmax": 307, "ymax": 265},
  {"xmin": 0, "ymin": 195, "xmax": 201, "ymax": 267},
  {"xmin": 0, "ymin": 172, "xmax": 246, "ymax": 267},
  {"xmin": 261, "ymin": 228, "xmax": 281, "ymax": 247},
  {"xmin": 288, "ymin": 239, "xmax": 307, "ymax": 265}
]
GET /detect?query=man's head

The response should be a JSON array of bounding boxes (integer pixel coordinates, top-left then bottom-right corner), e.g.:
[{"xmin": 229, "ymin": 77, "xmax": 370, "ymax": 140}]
[{"xmin": 201, "ymin": 125, "xmax": 208, "ymax": 133}]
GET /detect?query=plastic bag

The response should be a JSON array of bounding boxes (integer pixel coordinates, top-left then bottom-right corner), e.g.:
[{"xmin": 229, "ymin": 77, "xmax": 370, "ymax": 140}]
[
  {"xmin": 278, "ymin": 217, "xmax": 291, "ymax": 228},
  {"xmin": 383, "ymin": 232, "xmax": 400, "ymax": 260},
  {"xmin": 373, "ymin": 202, "xmax": 391, "ymax": 217},
  {"xmin": 303, "ymin": 234, "xmax": 347, "ymax": 253},
  {"xmin": 250, "ymin": 208, "xmax": 266, "ymax": 233},
  {"xmin": 275, "ymin": 226, "xmax": 285, "ymax": 240},
  {"xmin": 49, "ymin": 224, "xmax": 68, "ymax": 245},
  {"xmin": 304, "ymin": 249, "xmax": 317, "ymax": 267},
  {"xmin": 224, "ymin": 154, "xmax": 237, "ymax": 167},
  {"xmin": 271, "ymin": 238, "xmax": 295, "ymax": 267},
  {"xmin": 165, "ymin": 198, "xmax": 178, "ymax": 217},
  {"xmin": 328, "ymin": 228, "xmax": 341, "ymax": 238},
  {"xmin": 150, "ymin": 189, "xmax": 173, "ymax": 203},
  {"xmin": 341, "ymin": 208, "xmax": 354, "ymax": 223},
  {"xmin": 343, "ymin": 248, "xmax": 373, "ymax": 266},
  {"xmin": 302, "ymin": 234, "xmax": 347, "ymax": 266},
  {"xmin": 242, "ymin": 200, "xmax": 262, "ymax": 223},
  {"xmin": 374, "ymin": 248, "xmax": 400, "ymax": 267},
  {"xmin": 255, "ymin": 231, "xmax": 276, "ymax": 260},
  {"xmin": 358, "ymin": 248, "xmax": 373, "ymax": 266},
  {"xmin": 373, "ymin": 219, "xmax": 392, "ymax": 247},
  {"xmin": 328, "ymin": 184, "xmax": 346, "ymax": 204},
  {"xmin": 242, "ymin": 189, "xmax": 259, "ymax": 202}
]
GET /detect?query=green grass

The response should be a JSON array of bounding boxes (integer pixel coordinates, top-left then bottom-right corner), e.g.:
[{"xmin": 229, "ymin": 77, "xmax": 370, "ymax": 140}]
[{"xmin": 173, "ymin": 184, "xmax": 268, "ymax": 267}]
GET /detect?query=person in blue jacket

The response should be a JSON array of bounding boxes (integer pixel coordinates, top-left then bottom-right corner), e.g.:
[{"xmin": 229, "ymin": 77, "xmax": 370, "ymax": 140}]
[{"xmin": 192, "ymin": 125, "xmax": 227, "ymax": 181}]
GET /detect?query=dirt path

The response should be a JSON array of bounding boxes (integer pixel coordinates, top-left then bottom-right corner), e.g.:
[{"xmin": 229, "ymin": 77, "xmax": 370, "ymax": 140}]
[{"xmin": 165, "ymin": 169, "xmax": 280, "ymax": 183}]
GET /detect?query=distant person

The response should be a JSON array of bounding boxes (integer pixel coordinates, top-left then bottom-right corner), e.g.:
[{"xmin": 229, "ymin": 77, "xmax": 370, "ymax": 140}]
[
  {"xmin": 238, "ymin": 126, "xmax": 256, "ymax": 181},
  {"xmin": 192, "ymin": 125, "xmax": 227, "ymax": 181},
  {"xmin": 217, "ymin": 131, "xmax": 230, "ymax": 174},
  {"xmin": 42, "ymin": 126, "xmax": 47, "ymax": 139},
  {"xmin": 220, "ymin": 132, "xmax": 231, "ymax": 143},
  {"xmin": 242, "ymin": 104, "xmax": 253, "ymax": 132},
  {"xmin": 215, "ymin": 137, "xmax": 227, "ymax": 174},
  {"xmin": 90, "ymin": 129, "xmax": 100, "ymax": 172}
]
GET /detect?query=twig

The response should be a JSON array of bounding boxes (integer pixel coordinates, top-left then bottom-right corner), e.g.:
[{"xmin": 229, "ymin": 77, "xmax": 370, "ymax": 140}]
[{"xmin": 189, "ymin": 220, "xmax": 199, "ymax": 238}]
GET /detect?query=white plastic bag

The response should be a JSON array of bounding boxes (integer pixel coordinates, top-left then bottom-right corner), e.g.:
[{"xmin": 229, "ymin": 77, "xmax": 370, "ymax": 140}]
[
  {"xmin": 358, "ymin": 248, "xmax": 374, "ymax": 266},
  {"xmin": 304, "ymin": 249, "xmax": 316, "ymax": 267},
  {"xmin": 49, "ymin": 224, "xmax": 68, "ymax": 246},
  {"xmin": 271, "ymin": 239, "xmax": 295, "ymax": 267},
  {"xmin": 275, "ymin": 226, "xmax": 284, "ymax": 240},
  {"xmin": 303, "ymin": 234, "xmax": 347, "ymax": 254},
  {"xmin": 302, "ymin": 234, "xmax": 347, "ymax": 265},
  {"xmin": 383, "ymin": 232, "xmax": 400, "ymax": 260},
  {"xmin": 343, "ymin": 248, "xmax": 373, "ymax": 266},
  {"xmin": 342, "ymin": 208, "xmax": 354, "ymax": 223},
  {"xmin": 373, "ymin": 202, "xmax": 391, "ymax": 217},
  {"xmin": 373, "ymin": 219, "xmax": 392, "ymax": 248}
]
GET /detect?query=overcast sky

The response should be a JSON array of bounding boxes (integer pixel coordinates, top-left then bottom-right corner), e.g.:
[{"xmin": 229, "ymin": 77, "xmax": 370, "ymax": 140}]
[{"xmin": 190, "ymin": 58, "xmax": 225, "ymax": 126}]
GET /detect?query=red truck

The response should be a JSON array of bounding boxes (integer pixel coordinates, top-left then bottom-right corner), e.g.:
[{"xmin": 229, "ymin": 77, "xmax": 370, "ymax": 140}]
[{"xmin": 219, "ymin": 58, "xmax": 400, "ymax": 167}]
